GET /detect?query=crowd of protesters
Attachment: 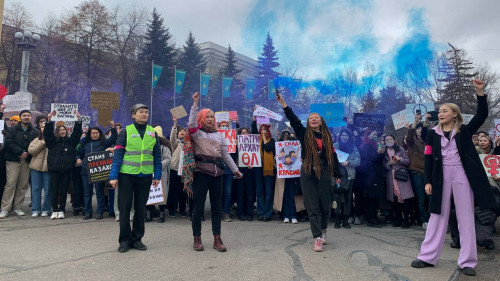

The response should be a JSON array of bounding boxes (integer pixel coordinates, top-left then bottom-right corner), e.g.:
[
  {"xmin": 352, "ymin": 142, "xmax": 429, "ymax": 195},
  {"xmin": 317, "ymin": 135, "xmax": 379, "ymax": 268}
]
[{"xmin": 0, "ymin": 79, "xmax": 498, "ymax": 276}]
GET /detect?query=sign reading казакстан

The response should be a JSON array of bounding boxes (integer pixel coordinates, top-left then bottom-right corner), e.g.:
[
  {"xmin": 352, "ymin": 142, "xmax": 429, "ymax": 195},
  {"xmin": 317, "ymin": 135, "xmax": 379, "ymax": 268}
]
[{"xmin": 86, "ymin": 151, "xmax": 114, "ymax": 183}]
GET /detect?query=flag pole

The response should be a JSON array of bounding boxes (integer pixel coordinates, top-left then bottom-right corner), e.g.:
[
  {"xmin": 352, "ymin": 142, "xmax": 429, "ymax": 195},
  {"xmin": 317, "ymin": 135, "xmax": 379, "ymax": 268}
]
[
  {"xmin": 174, "ymin": 66, "xmax": 176, "ymax": 108},
  {"xmin": 150, "ymin": 60, "xmax": 154, "ymax": 124},
  {"xmin": 199, "ymin": 70, "xmax": 202, "ymax": 109},
  {"xmin": 221, "ymin": 75, "xmax": 223, "ymax": 111}
]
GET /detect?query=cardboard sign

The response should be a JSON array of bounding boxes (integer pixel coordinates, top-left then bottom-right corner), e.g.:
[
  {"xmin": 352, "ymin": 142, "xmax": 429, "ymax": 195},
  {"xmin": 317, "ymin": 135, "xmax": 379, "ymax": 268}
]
[
  {"xmin": 462, "ymin": 114, "xmax": 474, "ymax": 125},
  {"xmin": 2, "ymin": 95, "xmax": 30, "ymax": 111},
  {"xmin": 392, "ymin": 109, "xmax": 411, "ymax": 130},
  {"xmin": 97, "ymin": 109, "xmax": 113, "ymax": 126},
  {"xmin": 353, "ymin": 113, "xmax": 386, "ymax": 135},
  {"xmin": 90, "ymin": 91, "xmax": 120, "ymax": 110},
  {"xmin": 253, "ymin": 105, "xmax": 283, "ymax": 121},
  {"xmin": 229, "ymin": 111, "xmax": 238, "ymax": 121},
  {"xmin": 147, "ymin": 181, "xmax": 166, "ymax": 205},
  {"xmin": 215, "ymin": 111, "xmax": 230, "ymax": 123},
  {"xmin": 218, "ymin": 129, "xmax": 236, "ymax": 153},
  {"xmin": 86, "ymin": 151, "xmax": 114, "ymax": 183},
  {"xmin": 170, "ymin": 105, "xmax": 188, "ymax": 119},
  {"xmin": 51, "ymin": 103, "xmax": 78, "ymax": 121},
  {"xmin": 336, "ymin": 150, "xmax": 350, "ymax": 163},
  {"xmin": 310, "ymin": 103, "xmax": 345, "ymax": 128},
  {"xmin": 237, "ymin": 134, "xmax": 261, "ymax": 167},
  {"xmin": 0, "ymin": 120, "xmax": 4, "ymax": 143},
  {"xmin": 275, "ymin": 141, "xmax": 301, "ymax": 178},
  {"xmin": 479, "ymin": 154, "xmax": 500, "ymax": 178}
]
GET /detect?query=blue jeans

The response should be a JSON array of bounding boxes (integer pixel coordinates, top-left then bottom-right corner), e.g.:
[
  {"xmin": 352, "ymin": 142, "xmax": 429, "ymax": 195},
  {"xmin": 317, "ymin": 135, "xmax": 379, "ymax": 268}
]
[
  {"xmin": 410, "ymin": 170, "xmax": 429, "ymax": 223},
  {"xmin": 31, "ymin": 170, "xmax": 51, "ymax": 213},
  {"xmin": 223, "ymin": 174, "xmax": 234, "ymax": 214},
  {"xmin": 282, "ymin": 179, "xmax": 296, "ymax": 219},
  {"xmin": 82, "ymin": 174, "xmax": 106, "ymax": 215},
  {"xmin": 255, "ymin": 168, "xmax": 275, "ymax": 218}
]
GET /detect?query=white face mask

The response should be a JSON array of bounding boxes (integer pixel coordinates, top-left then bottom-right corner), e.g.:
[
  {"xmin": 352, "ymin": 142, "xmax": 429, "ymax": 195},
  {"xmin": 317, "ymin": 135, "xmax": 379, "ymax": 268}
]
[
  {"xmin": 386, "ymin": 141, "xmax": 394, "ymax": 148},
  {"xmin": 220, "ymin": 126, "xmax": 229, "ymax": 130}
]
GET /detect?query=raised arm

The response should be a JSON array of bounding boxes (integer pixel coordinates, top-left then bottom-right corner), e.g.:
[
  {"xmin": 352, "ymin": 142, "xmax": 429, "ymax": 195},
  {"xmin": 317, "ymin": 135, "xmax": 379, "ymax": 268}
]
[
  {"xmin": 466, "ymin": 79, "xmax": 488, "ymax": 133},
  {"xmin": 188, "ymin": 92, "xmax": 200, "ymax": 135}
]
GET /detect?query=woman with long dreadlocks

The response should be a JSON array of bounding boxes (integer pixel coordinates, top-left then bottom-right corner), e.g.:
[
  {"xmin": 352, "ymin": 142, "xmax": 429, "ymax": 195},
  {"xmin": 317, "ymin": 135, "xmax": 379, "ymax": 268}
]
[
  {"xmin": 277, "ymin": 93, "xmax": 341, "ymax": 252},
  {"xmin": 186, "ymin": 92, "xmax": 242, "ymax": 252}
]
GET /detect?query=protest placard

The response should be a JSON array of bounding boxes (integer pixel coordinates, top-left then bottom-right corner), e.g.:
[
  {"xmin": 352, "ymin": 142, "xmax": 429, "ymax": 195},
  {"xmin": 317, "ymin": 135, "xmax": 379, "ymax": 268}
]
[
  {"xmin": 90, "ymin": 91, "xmax": 120, "ymax": 110},
  {"xmin": 253, "ymin": 105, "xmax": 283, "ymax": 121},
  {"xmin": 353, "ymin": 113, "xmax": 386, "ymax": 135},
  {"xmin": 229, "ymin": 111, "xmax": 238, "ymax": 121},
  {"xmin": 218, "ymin": 129, "xmax": 236, "ymax": 153},
  {"xmin": 310, "ymin": 103, "xmax": 345, "ymax": 128},
  {"xmin": 462, "ymin": 114, "xmax": 474, "ymax": 125},
  {"xmin": 392, "ymin": 109, "xmax": 411, "ymax": 130},
  {"xmin": 479, "ymin": 154, "xmax": 500, "ymax": 178},
  {"xmin": 215, "ymin": 111, "xmax": 230, "ymax": 122},
  {"xmin": 0, "ymin": 120, "xmax": 4, "ymax": 143},
  {"xmin": 256, "ymin": 116, "xmax": 270, "ymax": 127},
  {"xmin": 64, "ymin": 116, "xmax": 91, "ymax": 134},
  {"xmin": 51, "ymin": 103, "xmax": 78, "ymax": 121},
  {"xmin": 2, "ymin": 94, "xmax": 30, "ymax": 111},
  {"xmin": 86, "ymin": 151, "xmax": 114, "ymax": 183},
  {"xmin": 170, "ymin": 105, "xmax": 188, "ymax": 119},
  {"xmin": 336, "ymin": 150, "xmax": 350, "ymax": 163},
  {"xmin": 147, "ymin": 181, "xmax": 166, "ymax": 205},
  {"xmin": 495, "ymin": 119, "xmax": 500, "ymax": 134},
  {"xmin": 406, "ymin": 102, "xmax": 434, "ymax": 123},
  {"xmin": 238, "ymin": 134, "xmax": 261, "ymax": 167},
  {"xmin": 97, "ymin": 110, "xmax": 113, "ymax": 126},
  {"xmin": 275, "ymin": 141, "xmax": 301, "ymax": 178}
]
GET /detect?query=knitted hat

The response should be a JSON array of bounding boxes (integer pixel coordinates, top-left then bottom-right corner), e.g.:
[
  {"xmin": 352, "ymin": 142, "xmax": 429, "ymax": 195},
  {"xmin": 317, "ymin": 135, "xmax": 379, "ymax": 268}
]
[
  {"xmin": 19, "ymin": 109, "xmax": 31, "ymax": 117},
  {"xmin": 10, "ymin": 115, "xmax": 20, "ymax": 121}
]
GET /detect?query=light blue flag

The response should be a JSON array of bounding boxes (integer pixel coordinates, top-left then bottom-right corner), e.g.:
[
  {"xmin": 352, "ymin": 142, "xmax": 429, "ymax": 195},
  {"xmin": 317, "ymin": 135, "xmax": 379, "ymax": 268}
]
[
  {"xmin": 268, "ymin": 79, "xmax": 277, "ymax": 100},
  {"xmin": 223, "ymin": 77, "xmax": 233, "ymax": 98},
  {"xmin": 310, "ymin": 103, "xmax": 346, "ymax": 128},
  {"xmin": 200, "ymin": 74, "xmax": 210, "ymax": 96},
  {"xmin": 246, "ymin": 78, "xmax": 256, "ymax": 100},
  {"xmin": 175, "ymin": 70, "xmax": 186, "ymax": 93},
  {"xmin": 152, "ymin": 64, "xmax": 163, "ymax": 89}
]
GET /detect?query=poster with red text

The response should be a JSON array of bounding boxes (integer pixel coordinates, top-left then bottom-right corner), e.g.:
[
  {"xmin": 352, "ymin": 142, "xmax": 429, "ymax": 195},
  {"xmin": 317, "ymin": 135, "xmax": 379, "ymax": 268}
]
[
  {"xmin": 218, "ymin": 129, "xmax": 236, "ymax": 153},
  {"xmin": 479, "ymin": 154, "xmax": 500, "ymax": 178},
  {"xmin": 237, "ymin": 134, "xmax": 261, "ymax": 167},
  {"xmin": 275, "ymin": 141, "xmax": 302, "ymax": 178}
]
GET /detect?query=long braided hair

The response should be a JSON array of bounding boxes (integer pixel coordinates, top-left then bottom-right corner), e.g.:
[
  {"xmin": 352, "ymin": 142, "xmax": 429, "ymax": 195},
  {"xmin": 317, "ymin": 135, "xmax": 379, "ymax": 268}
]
[{"xmin": 302, "ymin": 113, "xmax": 334, "ymax": 180}]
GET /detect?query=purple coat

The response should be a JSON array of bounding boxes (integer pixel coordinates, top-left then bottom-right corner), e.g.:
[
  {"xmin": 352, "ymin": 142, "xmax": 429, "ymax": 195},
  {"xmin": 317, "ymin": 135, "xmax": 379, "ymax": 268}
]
[{"xmin": 383, "ymin": 147, "xmax": 414, "ymax": 202}]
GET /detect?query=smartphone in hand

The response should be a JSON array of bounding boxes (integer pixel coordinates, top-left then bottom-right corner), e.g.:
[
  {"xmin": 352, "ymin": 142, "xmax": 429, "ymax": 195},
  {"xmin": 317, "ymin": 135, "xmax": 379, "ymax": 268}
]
[{"xmin": 275, "ymin": 89, "xmax": 281, "ymax": 101}]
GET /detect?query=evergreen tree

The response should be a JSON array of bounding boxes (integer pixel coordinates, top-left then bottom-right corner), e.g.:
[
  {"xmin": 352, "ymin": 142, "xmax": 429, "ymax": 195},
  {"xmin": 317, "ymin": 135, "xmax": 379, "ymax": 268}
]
[
  {"xmin": 221, "ymin": 45, "xmax": 244, "ymax": 112},
  {"xmin": 255, "ymin": 32, "xmax": 280, "ymax": 106},
  {"xmin": 437, "ymin": 43, "xmax": 477, "ymax": 113},
  {"xmin": 177, "ymin": 32, "xmax": 207, "ymax": 96},
  {"xmin": 358, "ymin": 90, "xmax": 378, "ymax": 113}
]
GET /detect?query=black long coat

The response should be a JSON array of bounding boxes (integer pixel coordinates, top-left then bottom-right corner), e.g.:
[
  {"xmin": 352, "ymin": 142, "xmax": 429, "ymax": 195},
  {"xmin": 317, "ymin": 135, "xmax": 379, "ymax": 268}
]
[{"xmin": 424, "ymin": 95, "xmax": 497, "ymax": 214}]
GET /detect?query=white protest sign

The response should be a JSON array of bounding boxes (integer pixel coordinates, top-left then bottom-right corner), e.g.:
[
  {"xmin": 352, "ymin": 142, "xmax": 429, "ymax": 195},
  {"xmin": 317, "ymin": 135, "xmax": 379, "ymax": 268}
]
[
  {"xmin": 479, "ymin": 154, "xmax": 500, "ymax": 178},
  {"xmin": 178, "ymin": 150, "xmax": 184, "ymax": 176},
  {"xmin": 495, "ymin": 119, "xmax": 500, "ymax": 134},
  {"xmin": 2, "ymin": 95, "xmax": 31, "ymax": 111},
  {"xmin": 215, "ymin": 111, "xmax": 230, "ymax": 123},
  {"xmin": 285, "ymin": 121, "xmax": 291, "ymax": 128},
  {"xmin": 392, "ymin": 109, "xmax": 411, "ymax": 130},
  {"xmin": 64, "ymin": 116, "xmax": 90, "ymax": 135},
  {"xmin": 170, "ymin": 105, "xmax": 188, "ymax": 119},
  {"xmin": 406, "ymin": 102, "xmax": 434, "ymax": 124},
  {"xmin": 0, "ymin": 120, "xmax": 4, "ymax": 143},
  {"xmin": 51, "ymin": 103, "xmax": 78, "ymax": 121},
  {"xmin": 462, "ymin": 114, "xmax": 474, "ymax": 125},
  {"xmin": 336, "ymin": 150, "xmax": 350, "ymax": 163},
  {"xmin": 275, "ymin": 141, "xmax": 302, "ymax": 178},
  {"xmin": 146, "ymin": 181, "xmax": 165, "ymax": 205},
  {"xmin": 237, "ymin": 134, "xmax": 261, "ymax": 167},
  {"xmin": 253, "ymin": 105, "xmax": 283, "ymax": 121},
  {"xmin": 256, "ymin": 116, "xmax": 270, "ymax": 127}
]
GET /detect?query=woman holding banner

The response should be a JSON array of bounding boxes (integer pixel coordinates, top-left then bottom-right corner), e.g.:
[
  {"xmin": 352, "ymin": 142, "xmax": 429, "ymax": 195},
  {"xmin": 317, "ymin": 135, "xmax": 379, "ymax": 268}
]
[
  {"xmin": 44, "ymin": 110, "xmax": 83, "ymax": 219},
  {"xmin": 187, "ymin": 92, "xmax": 242, "ymax": 252},
  {"xmin": 411, "ymin": 79, "xmax": 497, "ymax": 277},
  {"xmin": 277, "ymin": 93, "xmax": 341, "ymax": 252},
  {"xmin": 78, "ymin": 123, "xmax": 117, "ymax": 220}
]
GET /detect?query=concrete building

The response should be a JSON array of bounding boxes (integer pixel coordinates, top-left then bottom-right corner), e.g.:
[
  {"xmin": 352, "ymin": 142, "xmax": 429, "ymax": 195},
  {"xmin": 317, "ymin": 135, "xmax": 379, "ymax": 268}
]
[{"xmin": 198, "ymin": 41, "xmax": 259, "ymax": 79}]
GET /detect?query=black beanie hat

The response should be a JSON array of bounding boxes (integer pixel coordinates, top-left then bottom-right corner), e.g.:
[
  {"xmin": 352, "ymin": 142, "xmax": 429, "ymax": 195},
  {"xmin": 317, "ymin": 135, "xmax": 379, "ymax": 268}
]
[{"xmin": 19, "ymin": 109, "xmax": 32, "ymax": 117}]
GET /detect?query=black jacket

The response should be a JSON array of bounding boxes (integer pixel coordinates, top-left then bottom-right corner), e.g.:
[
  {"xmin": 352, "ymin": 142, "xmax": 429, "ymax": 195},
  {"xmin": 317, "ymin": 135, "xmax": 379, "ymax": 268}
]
[
  {"xmin": 44, "ymin": 121, "xmax": 83, "ymax": 173},
  {"xmin": 424, "ymin": 95, "xmax": 497, "ymax": 214},
  {"xmin": 283, "ymin": 106, "xmax": 341, "ymax": 178},
  {"xmin": 78, "ymin": 128, "xmax": 117, "ymax": 175},
  {"xmin": 4, "ymin": 122, "xmax": 39, "ymax": 163},
  {"xmin": 356, "ymin": 142, "xmax": 385, "ymax": 199}
]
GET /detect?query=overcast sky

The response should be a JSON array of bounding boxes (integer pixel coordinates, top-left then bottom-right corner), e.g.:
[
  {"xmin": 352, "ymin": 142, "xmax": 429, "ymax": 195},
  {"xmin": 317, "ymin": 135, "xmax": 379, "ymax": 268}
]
[{"xmin": 12, "ymin": 0, "xmax": 500, "ymax": 80}]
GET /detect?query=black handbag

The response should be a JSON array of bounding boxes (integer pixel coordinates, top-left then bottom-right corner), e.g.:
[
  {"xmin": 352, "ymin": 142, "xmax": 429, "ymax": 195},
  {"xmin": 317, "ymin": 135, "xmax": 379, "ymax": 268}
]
[{"xmin": 394, "ymin": 167, "xmax": 409, "ymax": 182}]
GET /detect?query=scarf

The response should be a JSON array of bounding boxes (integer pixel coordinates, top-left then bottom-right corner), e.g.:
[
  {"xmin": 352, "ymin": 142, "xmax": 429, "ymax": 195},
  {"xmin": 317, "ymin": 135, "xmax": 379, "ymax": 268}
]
[
  {"xmin": 182, "ymin": 130, "xmax": 196, "ymax": 197},
  {"xmin": 387, "ymin": 148, "xmax": 403, "ymax": 203},
  {"xmin": 260, "ymin": 136, "xmax": 274, "ymax": 176}
]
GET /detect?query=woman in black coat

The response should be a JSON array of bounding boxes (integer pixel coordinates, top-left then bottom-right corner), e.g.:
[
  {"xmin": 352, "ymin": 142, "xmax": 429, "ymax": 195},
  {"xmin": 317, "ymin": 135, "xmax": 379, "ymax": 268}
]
[{"xmin": 44, "ymin": 111, "xmax": 83, "ymax": 219}]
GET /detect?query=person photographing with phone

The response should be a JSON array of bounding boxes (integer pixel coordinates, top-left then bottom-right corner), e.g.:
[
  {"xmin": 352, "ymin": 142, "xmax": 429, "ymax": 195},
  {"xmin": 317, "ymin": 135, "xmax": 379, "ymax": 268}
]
[{"xmin": 411, "ymin": 79, "xmax": 498, "ymax": 276}]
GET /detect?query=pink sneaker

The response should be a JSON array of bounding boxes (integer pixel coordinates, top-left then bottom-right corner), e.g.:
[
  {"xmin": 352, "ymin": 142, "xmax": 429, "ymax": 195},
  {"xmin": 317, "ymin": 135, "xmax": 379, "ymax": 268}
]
[
  {"xmin": 320, "ymin": 230, "xmax": 327, "ymax": 245},
  {"xmin": 313, "ymin": 237, "xmax": 323, "ymax": 252}
]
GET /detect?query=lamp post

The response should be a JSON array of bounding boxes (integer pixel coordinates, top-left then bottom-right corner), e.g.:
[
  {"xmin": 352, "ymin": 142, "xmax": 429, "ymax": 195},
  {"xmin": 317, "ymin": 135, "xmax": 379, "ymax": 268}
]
[{"xmin": 15, "ymin": 30, "xmax": 40, "ymax": 92}]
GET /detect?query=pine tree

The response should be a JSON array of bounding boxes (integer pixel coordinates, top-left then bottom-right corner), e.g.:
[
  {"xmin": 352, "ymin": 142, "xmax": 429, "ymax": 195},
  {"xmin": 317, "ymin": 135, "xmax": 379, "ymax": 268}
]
[
  {"xmin": 220, "ymin": 45, "xmax": 244, "ymax": 112},
  {"xmin": 177, "ymin": 32, "xmax": 207, "ymax": 96},
  {"xmin": 437, "ymin": 43, "xmax": 477, "ymax": 113},
  {"xmin": 255, "ymin": 32, "xmax": 280, "ymax": 106}
]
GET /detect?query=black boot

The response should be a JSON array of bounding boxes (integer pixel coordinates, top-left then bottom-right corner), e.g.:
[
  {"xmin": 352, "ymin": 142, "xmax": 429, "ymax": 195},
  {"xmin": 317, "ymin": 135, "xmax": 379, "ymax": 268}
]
[
  {"xmin": 158, "ymin": 212, "xmax": 165, "ymax": 223},
  {"xmin": 329, "ymin": 209, "xmax": 336, "ymax": 222},
  {"xmin": 145, "ymin": 210, "xmax": 152, "ymax": 222},
  {"xmin": 342, "ymin": 215, "xmax": 351, "ymax": 229},
  {"xmin": 334, "ymin": 215, "xmax": 341, "ymax": 228}
]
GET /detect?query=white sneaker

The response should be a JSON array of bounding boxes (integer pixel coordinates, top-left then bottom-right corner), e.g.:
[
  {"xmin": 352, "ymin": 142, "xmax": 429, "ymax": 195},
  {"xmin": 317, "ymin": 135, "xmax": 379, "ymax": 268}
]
[
  {"xmin": 313, "ymin": 237, "xmax": 323, "ymax": 252},
  {"xmin": 41, "ymin": 211, "xmax": 49, "ymax": 217},
  {"xmin": 354, "ymin": 216, "xmax": 361, "ymax": 225},
  {"xmin": 284, "ymin": 218, "xmax": 290, "ymax": 223},
  {"xmin": 130, "ymin": 215, "xmax": 134, "ymax": 221},
  {"xmin": 57, "ymin": 212, "xmax": 65, "ymax": 219},
  {"xmin": 32, "ymin": 212, "xmax": 40, "ymax": 217},
  {"xmin": 347, "ymin": 216, "xmax": 355, "ymax": 224},
  {"xmin": 115, "ymin": 215, "xmax": 120, "ymax": 222},
  {"xmin": 50, "ymin": 212, "xmax": 58, "ymax": 220},
  {"xmin": 0, "ymin": 210, "xmax": 8, "ymax": 219},
  {"xmin": 14, "ymin": 209, "xmax": 25, "ymax": 216},
  {"xmin": 422, "ymin": 222, "xmax": 428, "ymax": 230},
  {"xmin": 291, "ymin": 218, "xmax": 298, "ymax": 224}
]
